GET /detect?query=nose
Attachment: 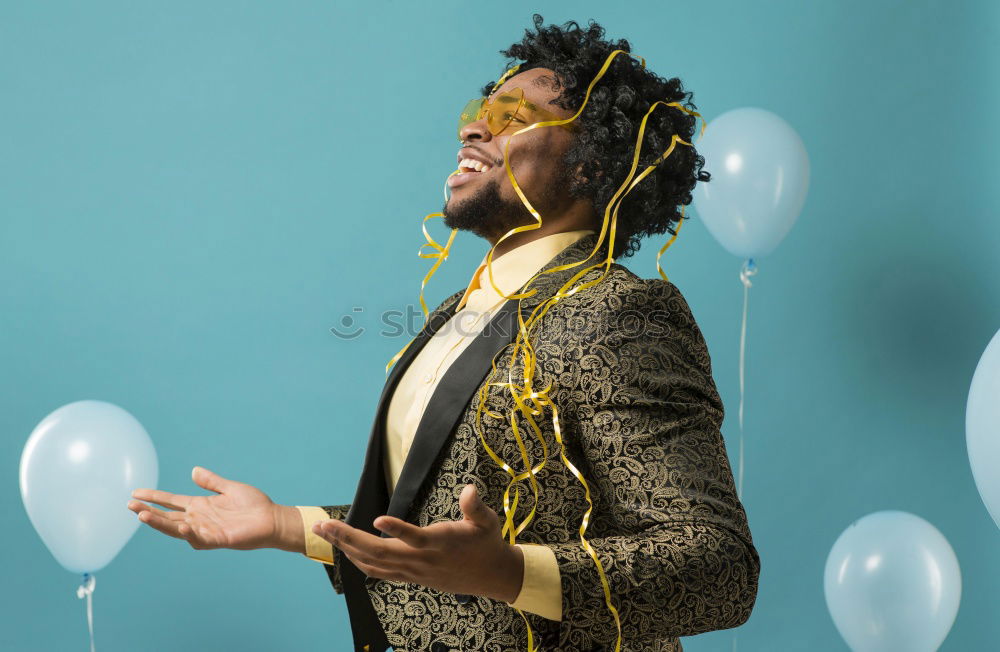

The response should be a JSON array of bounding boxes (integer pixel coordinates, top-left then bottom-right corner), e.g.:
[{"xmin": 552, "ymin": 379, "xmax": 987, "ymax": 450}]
[{"xmin": 459, "ymin": 116, "xmax": 492, "ymax": 143}]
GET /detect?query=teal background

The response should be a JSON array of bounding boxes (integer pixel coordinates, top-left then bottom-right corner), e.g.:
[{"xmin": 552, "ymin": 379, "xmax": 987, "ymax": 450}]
[{"xmin": 2, "ymin": 1, "xmax": 998, "ymax": 649}]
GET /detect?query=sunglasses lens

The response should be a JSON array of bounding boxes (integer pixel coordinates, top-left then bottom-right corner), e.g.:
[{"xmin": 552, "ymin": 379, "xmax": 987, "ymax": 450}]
[
  {"xmin": 487, "ymin": 88, "xmax": 524, "ymax": 136},
  {"xmin": 458, "ymin": 98, "xmax": 485, "ymax": 139},
  {"xmin": 457, "ymin": 87, "xmax": 528, "ymax": 139}
]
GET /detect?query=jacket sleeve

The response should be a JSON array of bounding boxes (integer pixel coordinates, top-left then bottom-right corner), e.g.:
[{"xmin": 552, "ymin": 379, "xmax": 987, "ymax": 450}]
[
  {"xmin": 546, "ymin": 279, "xmax": 760, "ymax": 649},
  {"xmin": 300, "ymin": 504, "xmax": 351, "ymax": 595}
]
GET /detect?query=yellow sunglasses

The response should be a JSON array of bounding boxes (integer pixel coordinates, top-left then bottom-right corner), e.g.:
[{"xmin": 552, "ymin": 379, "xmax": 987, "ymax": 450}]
[{"xmin": 457, "ymin": 87, "xmax": 575, "ymax": 141}]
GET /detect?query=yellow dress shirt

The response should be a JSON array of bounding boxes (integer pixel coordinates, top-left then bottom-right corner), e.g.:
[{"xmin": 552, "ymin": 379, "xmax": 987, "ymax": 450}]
[{"xmin": 298, "ymin": 228, "xmax": 596, "ymax": 623}]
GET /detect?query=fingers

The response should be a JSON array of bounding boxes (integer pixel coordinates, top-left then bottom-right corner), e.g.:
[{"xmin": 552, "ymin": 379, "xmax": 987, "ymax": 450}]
[
  {"xmin": 136, "ymin": 509, "xmax": 187, "ymax": 540},
  {"xmin": 314, "ymin": 520, "xmax": 414, "ymax": 572},
  {"xmin": 131, "ymin": 489, "xmax": 191, "ymax": 511},
  {"xmin": 459, "ymin": 483, "xmax": 493, "ymax": 525},
  {"xmin": 178, "ymin": 520, "xmax": 222, "ymax": 548},
  {"xmin": 133, "ymin": 505, "xmax": 220, "ymax": 549},
  {"xmin": 191, "ymin": 466, "xmax": 236, "ymax": 494},
  {"xmin": 130, "ymin": 497, "xmax": 229, "ymax": 550},
  {"xmin": 128, "ymin": 500, "xmax": 184, "ymax": 522},
  {"xmin": 374, "ymin": 516, "xmax": 430, "ymax": 548}
]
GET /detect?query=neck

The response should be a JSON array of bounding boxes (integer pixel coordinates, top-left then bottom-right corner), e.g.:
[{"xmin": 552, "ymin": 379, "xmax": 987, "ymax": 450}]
[{"xmin": 485, "ymin": 213, "xmax": 597, "ymax": 259}]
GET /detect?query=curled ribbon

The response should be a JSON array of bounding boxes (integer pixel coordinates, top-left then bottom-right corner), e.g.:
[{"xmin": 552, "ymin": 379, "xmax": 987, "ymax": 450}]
[
  {"xmin": 384, "ymin": 182, "xmax": 459, "ymax": 376},
  {"xmin": 393, "ymin": 48, "xmax": 707, "ymax": 652}
]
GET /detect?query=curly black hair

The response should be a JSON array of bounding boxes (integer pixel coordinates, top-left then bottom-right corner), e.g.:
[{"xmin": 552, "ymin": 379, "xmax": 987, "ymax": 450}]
[{"xmin": 483, "ymin": 15, "xmax": 709, "ymax": 259}]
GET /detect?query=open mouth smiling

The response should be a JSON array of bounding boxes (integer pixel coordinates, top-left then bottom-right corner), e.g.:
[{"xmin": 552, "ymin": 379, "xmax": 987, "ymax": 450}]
[
  {"xmin": 457, "ymin": 157, "xmax": 493, "ymax": 174},
  {"xmin": 448, "ymin": 151, "xmax": 499, "ymax": 189}
]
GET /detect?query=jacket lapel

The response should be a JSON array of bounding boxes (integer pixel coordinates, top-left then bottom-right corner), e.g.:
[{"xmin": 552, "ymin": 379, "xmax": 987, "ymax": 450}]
[
  {"xmin": 344, "ymin": 289, "xmax": 465, "ymax": 535},
  {"xmin": 339, "ymin": 289, "xmax": 467, "ymax": 652},
  {"xmin": 381, "ymin": 232, "xmax": 605, "ymax": 533}
]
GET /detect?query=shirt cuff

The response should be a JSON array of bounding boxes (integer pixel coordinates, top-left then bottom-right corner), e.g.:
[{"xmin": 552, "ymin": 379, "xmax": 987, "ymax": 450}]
[
  {"xmin": 296, "ymin": 506, "xmax": 335, "ymax": 565},
  {"xmin": 506, "ymin": 543, "xmax": 562, "ymax": 621}
]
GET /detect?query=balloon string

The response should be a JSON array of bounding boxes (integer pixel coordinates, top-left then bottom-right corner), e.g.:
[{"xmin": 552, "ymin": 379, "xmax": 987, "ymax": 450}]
[
  {"xmin": 737, "ymin": 258, "xmax": 756, "ymax": 501},
  {"xmin": 733, "ymin": 259, "xmax": 756, "ymax": 652},
  {"xmin": 77, "ymin": 573, "xmax": 96, "ymax": 652}
]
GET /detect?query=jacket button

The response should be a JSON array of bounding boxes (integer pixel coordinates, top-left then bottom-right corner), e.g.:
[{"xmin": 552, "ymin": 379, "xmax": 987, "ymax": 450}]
[{"xmin": 454, "ymin": 592, "xmax": 471, "ymax": 603}]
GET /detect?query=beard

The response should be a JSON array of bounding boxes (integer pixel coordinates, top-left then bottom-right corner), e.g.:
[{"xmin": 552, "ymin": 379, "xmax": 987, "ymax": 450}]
[
  {"xmin": 442, "ymin": 171, "xmax": 570, "ymax": 241},
  {"xmin": 441, "ymin": 176, "xmax": 531, "ymax": 241}
]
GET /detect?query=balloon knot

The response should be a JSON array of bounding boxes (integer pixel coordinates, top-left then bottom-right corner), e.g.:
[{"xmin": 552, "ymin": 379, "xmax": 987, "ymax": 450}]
[
  {"xmin": 740, "ymin": 258, "xmax": 758, "ymax": 288},
  {"xmin": 77, "ymin": 573, "xmax": 96, "ymax": 599}
]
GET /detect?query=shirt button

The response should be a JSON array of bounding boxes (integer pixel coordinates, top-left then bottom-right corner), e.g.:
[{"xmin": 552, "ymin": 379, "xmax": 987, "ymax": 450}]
[{"xmin": 422, "ymin": 373, "xmax": 434, "ymax": 384}]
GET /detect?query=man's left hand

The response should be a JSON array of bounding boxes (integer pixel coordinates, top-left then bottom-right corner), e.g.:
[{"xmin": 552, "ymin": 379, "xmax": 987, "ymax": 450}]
[{"xmin": 312, "ymin": 483, "xmax": 525, "ymax": 602}]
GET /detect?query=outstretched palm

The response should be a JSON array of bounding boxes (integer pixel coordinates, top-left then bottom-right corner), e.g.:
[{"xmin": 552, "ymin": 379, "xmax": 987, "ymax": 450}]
[{"xmin": 128, "ymin": 466, "xmax": 279, "ymax": 550}]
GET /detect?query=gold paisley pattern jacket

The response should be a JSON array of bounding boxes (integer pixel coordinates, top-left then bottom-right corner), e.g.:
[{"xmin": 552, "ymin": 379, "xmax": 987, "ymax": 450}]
[{"xmin": 319, "ymin": 232, "xmax": 760, "ymax": 652}]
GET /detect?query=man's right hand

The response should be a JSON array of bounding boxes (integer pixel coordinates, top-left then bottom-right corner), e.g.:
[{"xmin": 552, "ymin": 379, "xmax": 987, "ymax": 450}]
[{"xmin": 128, "ymin": 466, "xmax": 304, "ymax": 553}]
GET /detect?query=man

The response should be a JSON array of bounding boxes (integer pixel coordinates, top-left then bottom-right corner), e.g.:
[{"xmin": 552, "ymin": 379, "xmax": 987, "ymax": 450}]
[{"xmin": 128, "ymin": 15, "xmax": 760, "ymax": 652}]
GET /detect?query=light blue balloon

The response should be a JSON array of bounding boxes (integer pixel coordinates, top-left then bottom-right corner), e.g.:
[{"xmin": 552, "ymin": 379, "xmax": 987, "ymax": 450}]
[
  {"xmin": 967, "ymin": 327, "xmax": 1000, "ymax": 530},
  {"xmin": 19, "ymin": 400, "xmax": 158, "ymax": 574},
  {"xmin": 692, "ymin": 107, "xmax": 809, "ymax": 259},
  {"xmin": 824, "ymin": 510, "xmax": 961, "ymax": 652}
]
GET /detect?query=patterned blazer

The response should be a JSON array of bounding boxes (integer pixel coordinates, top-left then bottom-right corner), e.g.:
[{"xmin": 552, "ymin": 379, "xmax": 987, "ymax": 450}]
[{"xmin": 319, "ymin": 232, "xmax": 760, "ymax": 652}]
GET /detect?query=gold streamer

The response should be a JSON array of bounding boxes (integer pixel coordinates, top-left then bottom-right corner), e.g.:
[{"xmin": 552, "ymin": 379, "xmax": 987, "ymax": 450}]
[
  {"xmin": 391, "ymin": 48, "xmax": 707, "ymax": 651},
  {"xmin": 384, "ymin": 178, "xmax": 461, "ymax": 375}
]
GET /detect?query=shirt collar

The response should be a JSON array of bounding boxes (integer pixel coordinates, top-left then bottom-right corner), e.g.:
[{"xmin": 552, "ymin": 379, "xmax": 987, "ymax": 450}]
[{"xmin": 455, "ymin": 229, "xmax": 596, "ymax": 312}]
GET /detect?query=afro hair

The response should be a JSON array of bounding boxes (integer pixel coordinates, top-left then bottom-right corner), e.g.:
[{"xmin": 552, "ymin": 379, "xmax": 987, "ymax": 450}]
[{"xmin": 483, "ymin": 15, "xmax": 710, "ymax": 259}]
